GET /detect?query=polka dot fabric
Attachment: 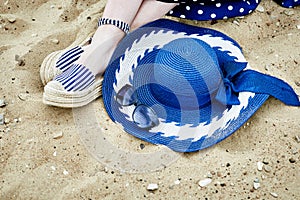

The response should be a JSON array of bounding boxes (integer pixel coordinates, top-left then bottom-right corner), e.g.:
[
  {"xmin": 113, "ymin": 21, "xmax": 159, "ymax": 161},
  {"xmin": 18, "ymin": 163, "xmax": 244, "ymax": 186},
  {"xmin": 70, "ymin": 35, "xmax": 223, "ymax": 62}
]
[
  {"xmin": 274, "ymin": 0, "xmax": 300, "ymax": 8},
  {"xmin": 157, "ymin": 0, "xmax": 299, "ymax": 20}
]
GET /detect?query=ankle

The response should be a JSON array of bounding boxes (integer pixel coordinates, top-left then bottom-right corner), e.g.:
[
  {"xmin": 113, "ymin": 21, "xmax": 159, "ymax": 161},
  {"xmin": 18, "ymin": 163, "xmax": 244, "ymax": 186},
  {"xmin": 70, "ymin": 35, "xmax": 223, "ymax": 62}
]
[
  {"xmin": 98, "ymin": 24, "xmax": 126, "ymax": 34},
  {"xmin": 92, "ymin": 25, "xmax": 125, "ymax": 44}
]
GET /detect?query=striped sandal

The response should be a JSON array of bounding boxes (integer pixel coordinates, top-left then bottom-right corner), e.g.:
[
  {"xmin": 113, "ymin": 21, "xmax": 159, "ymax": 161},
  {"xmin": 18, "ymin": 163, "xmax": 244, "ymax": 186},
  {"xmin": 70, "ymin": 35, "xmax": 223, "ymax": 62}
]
[
  {"xmin": 43, "ymin": 18, "xmax": 130, "ymax": 108},
  {"xmin": 40, "ymin": 36, "xmax": 93, "ymax": 86}
]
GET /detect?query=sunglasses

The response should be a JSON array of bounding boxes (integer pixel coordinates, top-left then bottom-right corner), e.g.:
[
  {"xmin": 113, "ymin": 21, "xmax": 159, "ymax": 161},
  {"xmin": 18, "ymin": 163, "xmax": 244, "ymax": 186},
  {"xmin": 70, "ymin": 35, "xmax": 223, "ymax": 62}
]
[{"xmin": 116, "ymin": 84, "xmax": 159, "ymax": 129}]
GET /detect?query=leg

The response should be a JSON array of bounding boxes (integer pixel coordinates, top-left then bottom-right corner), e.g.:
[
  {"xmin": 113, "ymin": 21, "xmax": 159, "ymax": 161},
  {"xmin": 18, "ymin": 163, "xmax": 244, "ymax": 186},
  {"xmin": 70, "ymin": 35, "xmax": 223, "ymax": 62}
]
[
  {"xmin": 65, "ymin": 0, "xmax": 177, "ymax": 76},
  {"xmin": 131, "ymin": 0, "xmax": 178, "ymax": 30},
  {"xmin": 47, "ymin": 0, "xmax": 177, "ymax": 95},
  {"xmin": 77, "ymin": 0, "xmax": 144, "ymax": 75}
]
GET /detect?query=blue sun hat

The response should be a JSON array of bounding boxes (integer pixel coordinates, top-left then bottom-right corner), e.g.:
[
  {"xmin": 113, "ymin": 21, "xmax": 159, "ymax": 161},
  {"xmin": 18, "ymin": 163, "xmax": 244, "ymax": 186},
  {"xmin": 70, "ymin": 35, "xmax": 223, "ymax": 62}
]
[{"xmin": 102, "ymin": 19, "xmax": 300, "ymax": 152}]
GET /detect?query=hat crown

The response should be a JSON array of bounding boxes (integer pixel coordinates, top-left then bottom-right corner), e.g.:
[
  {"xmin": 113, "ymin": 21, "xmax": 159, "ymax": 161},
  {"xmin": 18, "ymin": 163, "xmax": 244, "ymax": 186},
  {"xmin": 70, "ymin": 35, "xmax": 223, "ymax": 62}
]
[
  {"xmin": 151, "ymin": 38, "xmax": 222, "ymax": 108},
  {"xmin": 154, "ymin": 38, "xmax": 221, "ymax": 95}
]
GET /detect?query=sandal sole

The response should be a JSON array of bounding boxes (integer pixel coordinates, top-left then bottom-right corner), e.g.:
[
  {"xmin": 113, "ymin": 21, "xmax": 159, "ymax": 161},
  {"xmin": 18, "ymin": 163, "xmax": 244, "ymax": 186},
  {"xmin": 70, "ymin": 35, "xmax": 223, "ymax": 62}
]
[{"xmin": 43, "ymin": 76, "xmax": 103, "ymax": 108}]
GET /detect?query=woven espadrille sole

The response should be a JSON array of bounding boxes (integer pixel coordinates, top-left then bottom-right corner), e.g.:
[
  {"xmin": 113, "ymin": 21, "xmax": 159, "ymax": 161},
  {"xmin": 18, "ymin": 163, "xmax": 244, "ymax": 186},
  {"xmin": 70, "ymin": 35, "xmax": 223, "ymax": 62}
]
[
  {"xmin": 43, "ymin": 76, "xmax": 103, "ymax": 108},
  {"xmin": 40, "ymin": 50, "xmax": 63, "ymax": 85}
]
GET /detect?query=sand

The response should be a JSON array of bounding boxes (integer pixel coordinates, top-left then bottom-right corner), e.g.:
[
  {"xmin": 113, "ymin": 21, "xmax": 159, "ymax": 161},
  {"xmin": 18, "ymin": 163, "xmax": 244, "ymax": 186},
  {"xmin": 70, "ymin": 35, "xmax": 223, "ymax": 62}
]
[{"xmin": 0, "ymin": 0, "xmax": 299, "ymax": 199}]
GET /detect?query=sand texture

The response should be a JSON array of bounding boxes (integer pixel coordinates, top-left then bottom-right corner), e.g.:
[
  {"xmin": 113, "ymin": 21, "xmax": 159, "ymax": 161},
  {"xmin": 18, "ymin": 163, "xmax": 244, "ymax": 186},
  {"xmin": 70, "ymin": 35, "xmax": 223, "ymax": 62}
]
[{"xmin": 0, "ymin": 0, "xmax": 299, "ymax": 199}]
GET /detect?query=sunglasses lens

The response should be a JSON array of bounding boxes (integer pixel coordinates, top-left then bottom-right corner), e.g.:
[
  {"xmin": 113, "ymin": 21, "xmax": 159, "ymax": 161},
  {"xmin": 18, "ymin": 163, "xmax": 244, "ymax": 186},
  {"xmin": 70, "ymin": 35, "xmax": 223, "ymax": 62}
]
[
  {"xmin": 133, "ymin": 105, "xmax": 159, "ymax": 129},
  {"xmin": 116, "ymin": 84, "xmax": 137, "ymax": 106}
]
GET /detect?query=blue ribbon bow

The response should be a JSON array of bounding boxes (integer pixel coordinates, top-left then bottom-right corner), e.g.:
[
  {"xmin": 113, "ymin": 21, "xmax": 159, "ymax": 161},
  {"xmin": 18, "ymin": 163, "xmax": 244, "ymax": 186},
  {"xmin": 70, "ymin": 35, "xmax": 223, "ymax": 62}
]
[{"xmin": 216, "ymin": 61, "xmax": 300, "ymax": 106}]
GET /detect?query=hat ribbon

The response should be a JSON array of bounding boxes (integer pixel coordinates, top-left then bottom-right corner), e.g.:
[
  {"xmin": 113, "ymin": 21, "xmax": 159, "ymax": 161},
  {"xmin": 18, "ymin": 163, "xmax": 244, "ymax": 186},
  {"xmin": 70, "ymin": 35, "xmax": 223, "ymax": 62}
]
[{"xmin": 215, "ymin": 61, "xmax": 300, "ymax": 106}]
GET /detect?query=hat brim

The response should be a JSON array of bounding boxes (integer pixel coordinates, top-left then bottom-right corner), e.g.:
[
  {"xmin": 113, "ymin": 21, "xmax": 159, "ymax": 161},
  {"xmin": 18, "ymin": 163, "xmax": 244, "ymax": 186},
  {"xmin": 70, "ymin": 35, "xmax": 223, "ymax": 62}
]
[{"xmin": 103, "ymin": 19, "xmax": 268, "ymax": 152}]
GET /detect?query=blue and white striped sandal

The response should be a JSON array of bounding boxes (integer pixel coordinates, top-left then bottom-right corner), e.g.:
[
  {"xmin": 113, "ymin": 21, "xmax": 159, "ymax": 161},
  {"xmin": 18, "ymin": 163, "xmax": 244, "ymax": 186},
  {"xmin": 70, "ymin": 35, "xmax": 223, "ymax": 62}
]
[
  {"xmin": 43, "ymin": 18, "xmax": 130, "ymax": 108},
  {"xmin": 40, "ymin": 18, "xmax": 130, "ymax": 86},
  {"xmin": 40, "ymin": 35, "xmax": 92, "ymax": 86}
]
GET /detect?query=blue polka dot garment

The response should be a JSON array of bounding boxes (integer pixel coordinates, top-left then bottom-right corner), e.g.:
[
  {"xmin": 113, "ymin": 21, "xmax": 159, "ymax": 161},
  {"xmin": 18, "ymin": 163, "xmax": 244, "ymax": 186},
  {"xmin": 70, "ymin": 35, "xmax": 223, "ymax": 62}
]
[
  {"xmin": 275, "ymin": 0, "xmax": 300, "ymax": 8},
  {"xmin": 157, "ymin": 0, "xmax": 300, "ymax": 20}
]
